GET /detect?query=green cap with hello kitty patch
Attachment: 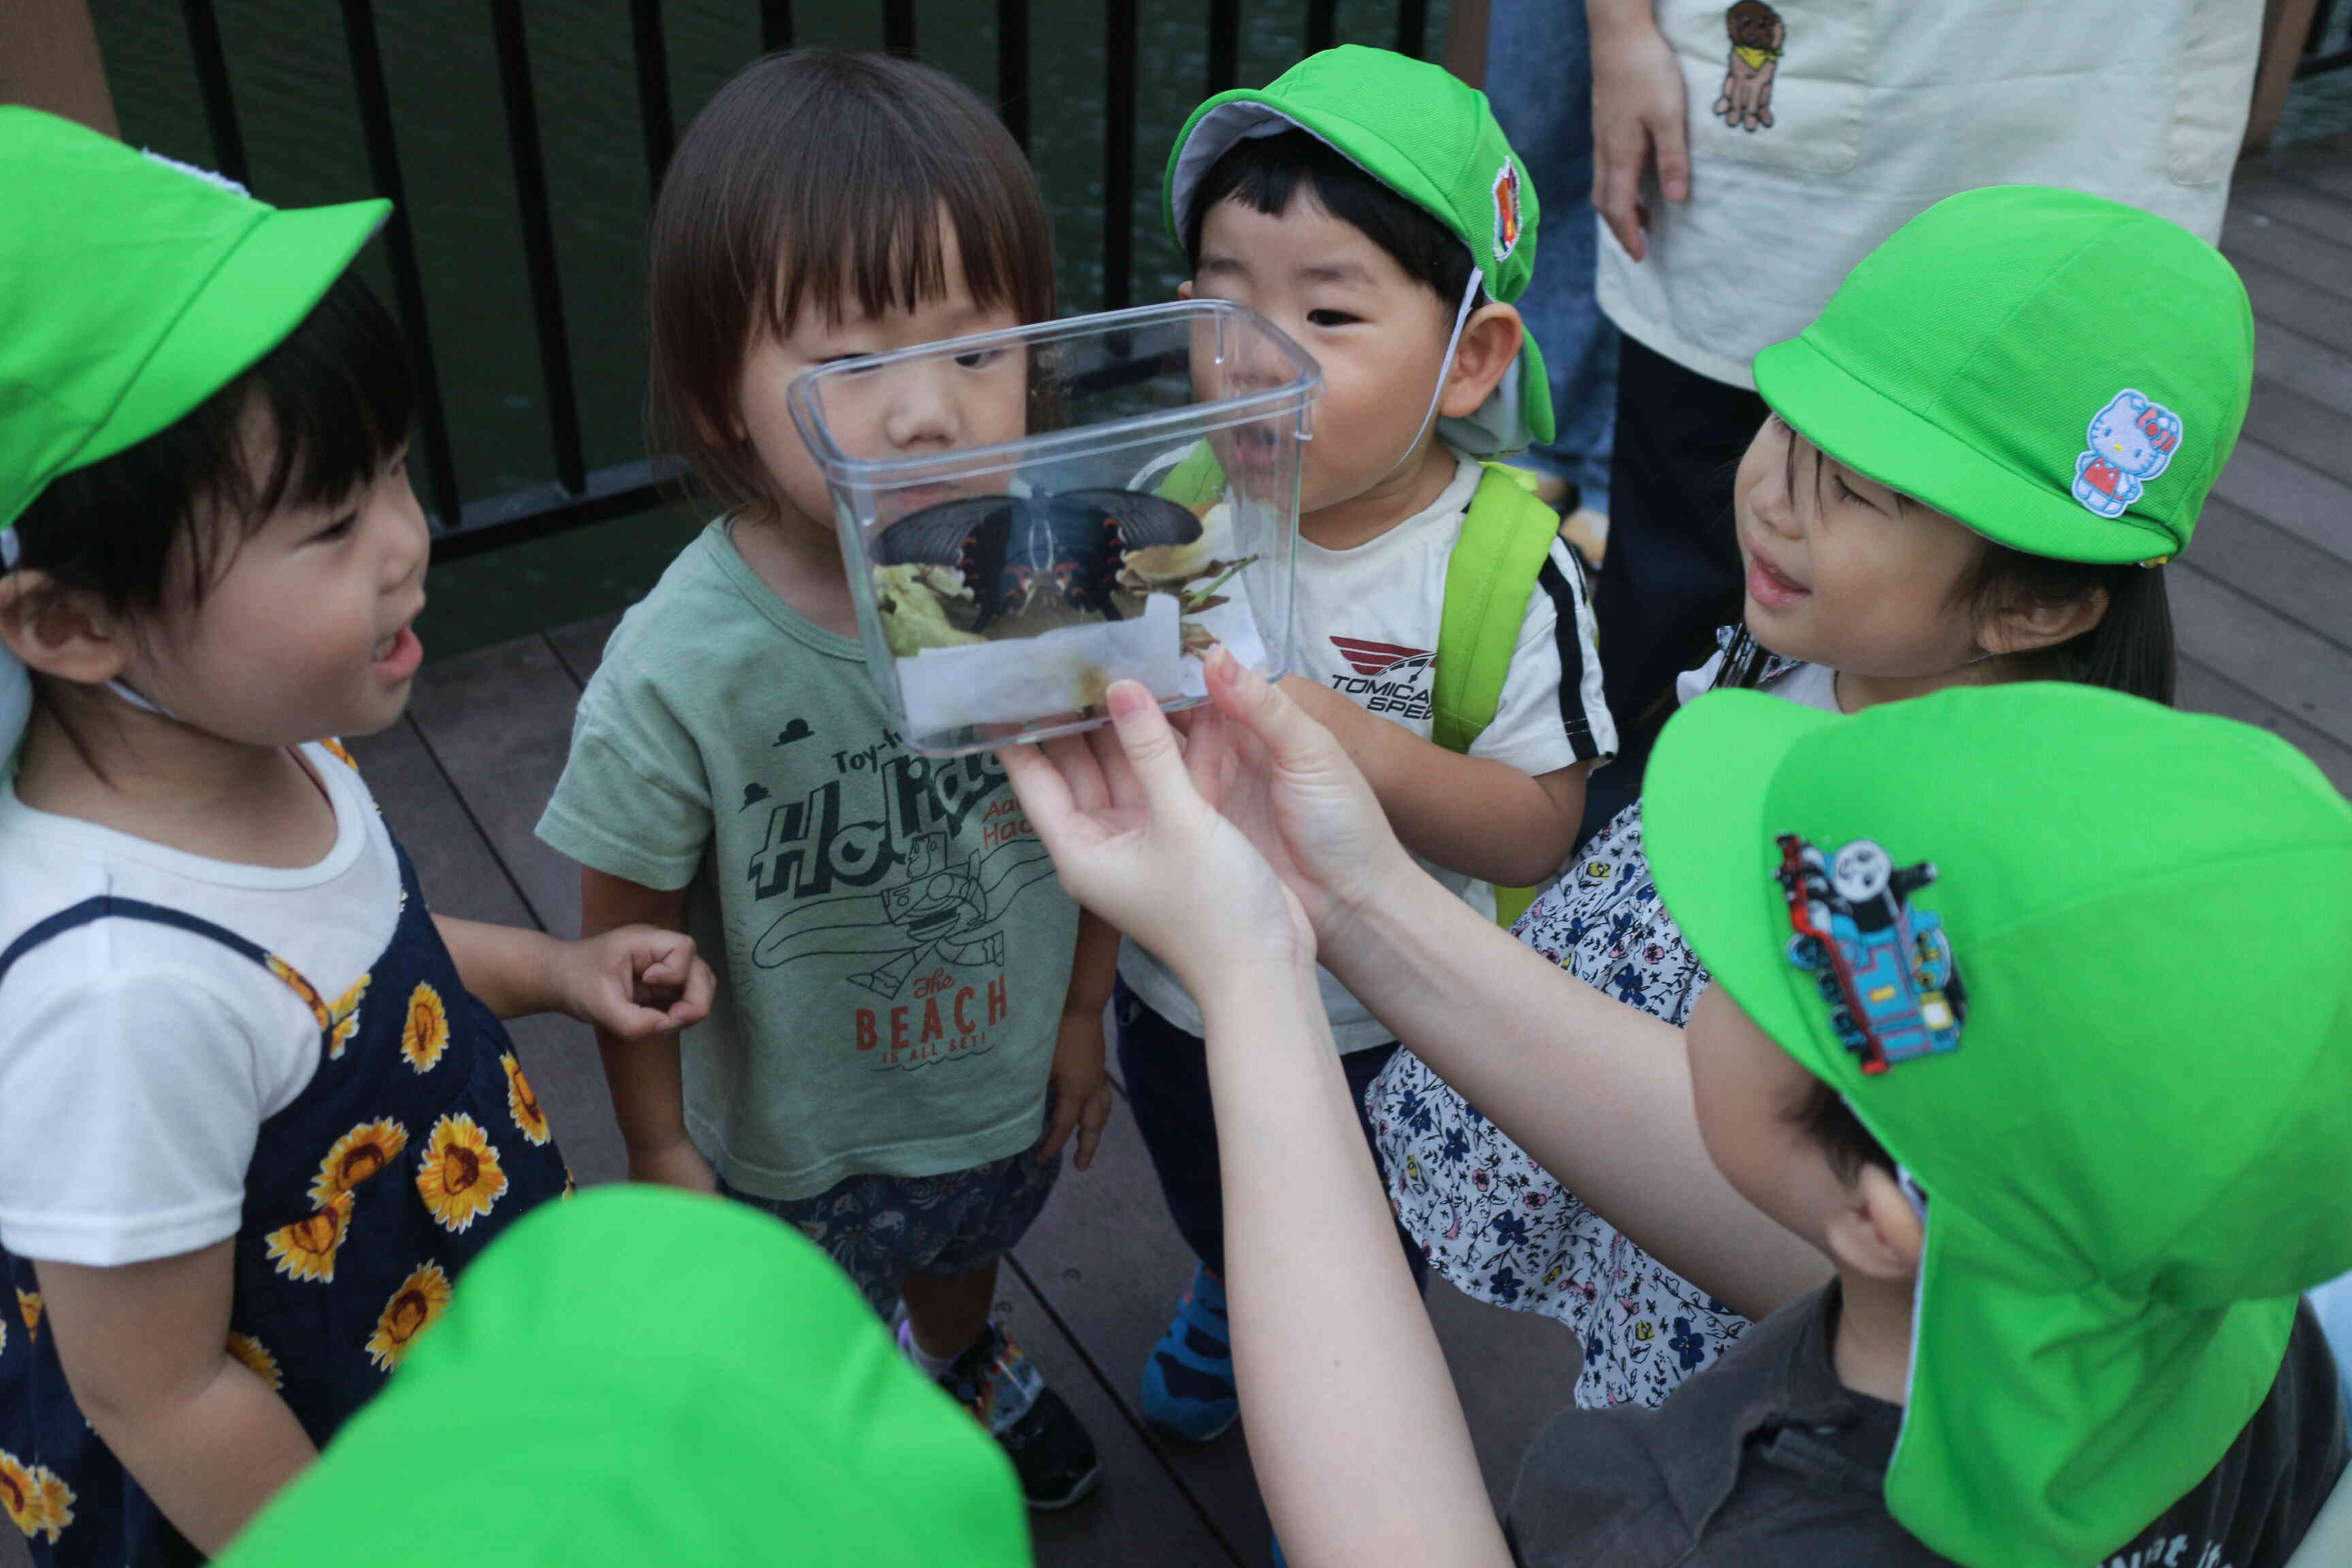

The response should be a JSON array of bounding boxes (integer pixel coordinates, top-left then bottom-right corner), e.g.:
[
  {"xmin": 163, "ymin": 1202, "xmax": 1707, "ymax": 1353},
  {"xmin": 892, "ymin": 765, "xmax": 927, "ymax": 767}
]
[{"xmin": 1752, "ymin": 185, "xmax": 2253, "ymax": 567}]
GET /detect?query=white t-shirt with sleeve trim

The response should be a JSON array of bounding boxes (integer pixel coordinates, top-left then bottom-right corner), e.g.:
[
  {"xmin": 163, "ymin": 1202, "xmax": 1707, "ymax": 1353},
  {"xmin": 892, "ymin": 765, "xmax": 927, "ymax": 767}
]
[
  {"xmin": 1121, "ymin": 452, "xmax": 1618, "ymax": 1051},
  {"xmin": 0, "ymin": 744, "xmax": 402, "ymax": 1267}
]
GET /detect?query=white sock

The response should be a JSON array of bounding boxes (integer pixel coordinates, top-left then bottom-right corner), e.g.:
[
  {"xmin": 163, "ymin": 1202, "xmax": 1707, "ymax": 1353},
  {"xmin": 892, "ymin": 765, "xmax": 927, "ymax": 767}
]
[{"xmin": 898, "ymin": 1315, "xmax": 966, "ymax": 1379}]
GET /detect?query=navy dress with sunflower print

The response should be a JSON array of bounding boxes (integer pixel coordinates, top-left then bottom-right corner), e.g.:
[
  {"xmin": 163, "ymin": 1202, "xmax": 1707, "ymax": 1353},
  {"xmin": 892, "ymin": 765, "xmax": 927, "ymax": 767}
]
[{"xmin": 0, "ymin": 826, "xmax": 570, "ymax": 1566}]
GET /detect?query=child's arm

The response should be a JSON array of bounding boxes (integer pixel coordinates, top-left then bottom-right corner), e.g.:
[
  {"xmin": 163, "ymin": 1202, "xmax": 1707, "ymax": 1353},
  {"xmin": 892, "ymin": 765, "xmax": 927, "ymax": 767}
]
[
  {"xmin": 35, "ymin": 1242, "xmax": 316, "ymax": 1556},
  {"xmin": 1039, "ymin": 911, "xmax": 1118, "ymax": 1170},
  {"xmin": 576, "ymin": 869, "xmax": 715, "ymax": 1192},
  {"xmin": 431, "ymin": 915, "xmax": 713, "ymax": 1037},
  {"xmin": 1281, "ymin": 676, "xmax": 1588, "ymax": 887}
]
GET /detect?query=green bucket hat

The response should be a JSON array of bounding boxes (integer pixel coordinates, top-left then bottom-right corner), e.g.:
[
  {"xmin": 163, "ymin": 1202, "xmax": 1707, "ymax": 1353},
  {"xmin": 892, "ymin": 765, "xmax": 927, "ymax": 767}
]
[
  {"xmin": 220, "ymin": 1187, "xmax": 1031, "ymax": 1567},
  {"xmin": 1163, "ymin": 44, "xmax": 1552, "ymax": 455},
  {"xmin": 1754, "ymin": 184, "xmax": 2253, "ymax": 568},
  {"xmin": 1644, "ymin": 683, "xmax": 2352, "ymax": 1568},
  {"xmin": 0, "ymin": 108, "xmax": 389, "ymax": 755}
]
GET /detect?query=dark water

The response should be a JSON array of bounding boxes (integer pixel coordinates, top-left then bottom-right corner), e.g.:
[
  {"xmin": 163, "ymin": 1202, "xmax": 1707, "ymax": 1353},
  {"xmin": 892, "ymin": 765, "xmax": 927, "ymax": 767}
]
[{"xmin": 95, "ymin": 1, "xmax": 1453, "ymax": 658}]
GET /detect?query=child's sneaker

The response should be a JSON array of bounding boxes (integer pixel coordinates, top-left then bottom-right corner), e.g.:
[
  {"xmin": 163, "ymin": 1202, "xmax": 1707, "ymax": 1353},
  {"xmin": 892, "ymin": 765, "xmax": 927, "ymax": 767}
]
[
  {"xmin": 1139, "ymin": 1262, "xmax": 1238, "ymax": 1441},
  {"xmin": 936, "ymin": 1322, "xmax": 1101, "ymax": 1510}
]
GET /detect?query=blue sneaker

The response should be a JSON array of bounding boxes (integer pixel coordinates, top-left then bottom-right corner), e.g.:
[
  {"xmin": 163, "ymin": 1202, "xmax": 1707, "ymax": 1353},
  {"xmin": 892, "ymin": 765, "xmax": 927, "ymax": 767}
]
[{"xmin": 1139, "ymin": 1262, "xmax": 1238, "ymax": 1441}]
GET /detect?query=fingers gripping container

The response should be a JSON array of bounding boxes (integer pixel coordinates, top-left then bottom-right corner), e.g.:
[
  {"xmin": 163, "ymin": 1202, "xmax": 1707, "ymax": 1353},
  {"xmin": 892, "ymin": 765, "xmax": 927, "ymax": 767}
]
[{"xmin": 787, "ymin": 299, "xmax": 1319, "ymax": 756}]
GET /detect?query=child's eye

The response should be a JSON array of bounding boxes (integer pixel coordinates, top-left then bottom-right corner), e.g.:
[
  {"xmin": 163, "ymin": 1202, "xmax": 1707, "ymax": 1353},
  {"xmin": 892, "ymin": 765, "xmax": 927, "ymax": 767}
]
[
  {"xmin": 953, "ymin": 347, "xmax": 1006, "ymax": 370},
  {"xmin": 1305, "ymin": 309, "xmax": 1358, "ymax": 328},
  {"xmin": 311, "ymin": 513, "xmax": 359, "ymax": 544},
  {"xmin": 1832, "ymin": 472, "xmax": 1880, "ymax": 510},
  {"xmin": 817, "ymin": 353, "xmax": 880, "ymax": 375}
]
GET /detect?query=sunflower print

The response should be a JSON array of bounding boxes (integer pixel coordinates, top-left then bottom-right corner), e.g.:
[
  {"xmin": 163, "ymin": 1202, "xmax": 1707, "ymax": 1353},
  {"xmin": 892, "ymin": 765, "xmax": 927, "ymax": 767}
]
[
  {"xmin": 561, "ymin": 1167, "xmax": 577, "ymax": 1202},
  {"xmin": 325, "ymin": 973, "xmax": 371, "ymax": 1060},
  {"xmin": 263, "ymin": 1191, "xmax": 353, "ymax": 1284},
  {"xmin": 265, "ymin": 954, "xmax": 333, "ymax": 1030},
  {"xmin": 365, "ymin": 1262, "xmax": 452, "ymax": 1372},
  {"xmin": 225, "ymin": 1332, "xmax": 284, "ymax": 1391},
  {"xmin": 14, "ymin": 1289, "xmax": 37, "ymax": 1341},
  {"xmin": 400, "ymin": 982, "xmax": 449, "ymax": 1073},
  {"xmin": 308, "ymin": 1117, "xmax": 410, "ymax": 1208},
  {"xmin": 414, "ymin": 1114, "xmax": 508, "ymax": 1232},
  {"xmin": 0, "ymin": 1449, "xmax": 73, "ymax": 1544},
  {"xmin": 319, "ymin": 736, "xmax": 359, "ymax": 770},
  {"xmin": 502, "ymin": 1052, "xmax": 551, "ymax": 1145}
]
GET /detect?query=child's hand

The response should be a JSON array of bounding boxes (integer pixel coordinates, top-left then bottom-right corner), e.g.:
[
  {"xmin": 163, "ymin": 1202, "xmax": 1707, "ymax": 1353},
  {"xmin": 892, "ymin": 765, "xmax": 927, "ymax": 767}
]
[
  {"xmin": 627, "ymin": 1135, "xmax": 718, "ymax": 1194},
  {"xmin": 1000, "ymin": 678, "xmax": 1311, "ymax": 996},
  {"xmin": 552, "ymin": 926, "xmax": 716, "ymax": 1040},
  {"xmin": 1039, "ymin": 1009, "xmax": 1113, "ymax": 1171}
]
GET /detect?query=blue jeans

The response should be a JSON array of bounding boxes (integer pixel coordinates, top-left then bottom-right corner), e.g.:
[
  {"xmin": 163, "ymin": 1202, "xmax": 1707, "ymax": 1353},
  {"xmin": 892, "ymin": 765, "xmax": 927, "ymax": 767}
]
[{"xmin": 1487, "ymin": 0, "xmax": 1618, "ymax": 512}]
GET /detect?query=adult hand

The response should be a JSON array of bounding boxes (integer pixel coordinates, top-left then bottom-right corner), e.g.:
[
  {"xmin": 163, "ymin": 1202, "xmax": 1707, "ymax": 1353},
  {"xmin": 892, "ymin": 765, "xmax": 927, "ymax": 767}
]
[
  {"xmin": 1000, "ymin": 676, "xmax": 1311, "ymax": 997},
  {"xmin": 1179, "ymin": 648, "xmax": 1419, "ymax": 945},
  {"xmin": 1589, "ymin": 0, "xmax": 1689, "ymax": 261}
]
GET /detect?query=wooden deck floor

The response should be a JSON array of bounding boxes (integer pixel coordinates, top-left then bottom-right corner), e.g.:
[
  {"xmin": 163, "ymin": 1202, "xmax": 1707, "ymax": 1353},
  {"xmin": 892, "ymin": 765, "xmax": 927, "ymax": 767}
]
[{"xmin": 5, "ymin": 139, "xmax": 2345, "ymax": 1568}]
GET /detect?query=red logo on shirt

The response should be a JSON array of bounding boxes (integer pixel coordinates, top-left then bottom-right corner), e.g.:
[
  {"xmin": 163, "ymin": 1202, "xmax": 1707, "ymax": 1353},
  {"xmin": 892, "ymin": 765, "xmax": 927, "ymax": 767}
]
[{"xmin": 1330, "ymin": 636, "xmax": 1433, "ymax": 678}]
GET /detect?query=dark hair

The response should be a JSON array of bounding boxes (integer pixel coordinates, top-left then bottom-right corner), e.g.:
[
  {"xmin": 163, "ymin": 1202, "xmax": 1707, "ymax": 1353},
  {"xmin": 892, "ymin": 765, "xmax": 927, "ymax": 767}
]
[
  {"xmin": 647, "ymin": 50, "xmax": 1057, "ymax": 510},
  {"xmin": 1181, "ymin": 129, "xmax": 1475, "ymax": 307},
  {"xmin": 1791, "ymin": 1076, "xmax": 1895, "ymax": 1183},
  {"xmin": 1713, "ymin": 431, "xmax": 2180, "ymax": 704},
  {"xmin": 11, "ymin": 269, "xmax": 414, "ymax": 617}
]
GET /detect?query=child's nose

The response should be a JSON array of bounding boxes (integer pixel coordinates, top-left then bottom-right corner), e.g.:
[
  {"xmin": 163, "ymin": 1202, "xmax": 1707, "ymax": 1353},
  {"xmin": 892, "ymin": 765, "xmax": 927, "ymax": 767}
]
[{"xmin": 885, "ymin": 364, "xmax": 958, "ymax": 451}]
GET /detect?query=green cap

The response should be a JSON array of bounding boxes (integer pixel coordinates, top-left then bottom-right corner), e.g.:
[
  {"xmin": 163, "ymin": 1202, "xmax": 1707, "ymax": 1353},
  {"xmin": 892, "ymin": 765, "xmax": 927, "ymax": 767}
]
[
  {"xmin": 1163, "ymin": 45, "xmax": 1552, "ymax": 455},
  {"xmin": 219, "ymin": 1187, "xmax": 1031, "ymax": 1567},
  {"xmin": 1644, "ymin": 683, "xmax": 2352, "ymax": 1568},
  {"xmin": 1754, "ymin": 185, "xmax": 2253, "ymax": 567},
  {"xmin": 0, "ymin": 108, "xmax": 389, "ymax": 536}
]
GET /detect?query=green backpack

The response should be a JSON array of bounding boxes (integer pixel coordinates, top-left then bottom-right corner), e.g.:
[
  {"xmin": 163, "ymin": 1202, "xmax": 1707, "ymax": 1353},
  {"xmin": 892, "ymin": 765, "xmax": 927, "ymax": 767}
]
[{"xmin": 1157, "ymin": 447, "xmax": 1564, "ymax": 926}]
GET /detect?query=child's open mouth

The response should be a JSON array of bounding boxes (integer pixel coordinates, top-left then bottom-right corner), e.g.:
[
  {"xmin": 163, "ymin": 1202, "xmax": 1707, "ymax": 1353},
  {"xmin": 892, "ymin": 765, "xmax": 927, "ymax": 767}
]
[
  {"xmin": 1226, "ymin": 421, "xmax": 1280, "ymax": 474},
  {"xmin": 1745, "ymin": 551, "xmax": 1809, "ymax": 610},
  {"xmin": 372, "ymin": 622, "xmax": 423, "ymax": 680}
]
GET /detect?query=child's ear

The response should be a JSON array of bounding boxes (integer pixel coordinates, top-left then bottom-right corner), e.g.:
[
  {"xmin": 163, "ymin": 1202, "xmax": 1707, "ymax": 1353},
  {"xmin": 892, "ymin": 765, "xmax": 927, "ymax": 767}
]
[
  {"xmin": 1177, "ymin": 279, "xmax": 1195, "ymax": 301},
  {"xmin": 1977, "ymin": 582, "xmax": 2110, "ymax": 660},
  {"xmin": 1821, "ymin": 1164, "xmax": 1925, "ymax": 1281},
  {"xmin": 0, "ymin": 571, "xmax": 132, "ymax": 687},
  {"xmin": 1438, "ymin": 301, "xmax": 1523, "ymax": 421}
]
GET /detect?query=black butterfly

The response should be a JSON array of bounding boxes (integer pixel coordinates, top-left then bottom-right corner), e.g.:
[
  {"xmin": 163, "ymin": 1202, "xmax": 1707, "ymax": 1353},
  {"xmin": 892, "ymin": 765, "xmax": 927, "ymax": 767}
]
[{"xmin": 875, "ymin": 489, "xmax": 1203, "ymax": 634}]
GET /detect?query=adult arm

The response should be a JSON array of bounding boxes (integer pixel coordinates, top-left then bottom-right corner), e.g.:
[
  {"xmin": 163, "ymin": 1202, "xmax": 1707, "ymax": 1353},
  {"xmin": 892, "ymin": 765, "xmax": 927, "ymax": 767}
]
[
  {"xmin": 1193, "ymin": 656, "xmax": 1824, "ymax": 1320},
  {"xmin": 1286, "ymin": 676, "xmax": 1587, "ymax": 887},
  {"xmin": 574, "ymin": 870, "xmax": 715, "ymax": 1192},
  {"xmin": 36, "ymin": 1243, "xmax": 314, "ymax": 1556},
  {"xmin": 1587, "ymin": 0, "xmax": 1689, "ymax": 261}
]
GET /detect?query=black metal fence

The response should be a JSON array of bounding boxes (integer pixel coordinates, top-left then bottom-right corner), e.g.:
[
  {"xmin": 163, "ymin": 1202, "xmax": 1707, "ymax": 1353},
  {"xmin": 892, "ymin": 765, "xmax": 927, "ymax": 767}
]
[
  {"xmin": 172, "ymin": 0, "xmax": 1439, "ymax": 560},
  {"xmin": 2306, "ymin": 0, "xmax": 2352, "ymax": 80}
]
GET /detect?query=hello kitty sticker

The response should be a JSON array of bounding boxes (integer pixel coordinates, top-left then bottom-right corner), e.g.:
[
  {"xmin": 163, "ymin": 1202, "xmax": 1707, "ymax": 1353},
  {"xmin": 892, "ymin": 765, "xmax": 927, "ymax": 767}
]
[{"xmin": 2072, "ymin": 389, "xmax": 2183, "ymax": 519}]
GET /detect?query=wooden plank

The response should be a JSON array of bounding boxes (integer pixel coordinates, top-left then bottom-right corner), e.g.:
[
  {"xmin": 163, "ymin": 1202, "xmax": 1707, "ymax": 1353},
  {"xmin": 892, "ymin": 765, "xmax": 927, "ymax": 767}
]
[
  {"xmin": 2169, "ymin": 564, "xmax": 2352, "ymax": 749},
  {"xmin": 2255, "ymin": 321, "xmax": 2352, "ymax": 412},
  {"xmin": 545, "ymin": 608, "xmax": 625, "ymax": 687},
  {"xmin": 2189, "ymin": 496, "xmax": 2352, "ymax": 649},
  {"xmin": 402, "ymin": 634, "xmax": 589, "ymax": 937},
  {"xmin": 1010, "ymin": 1092, "xmax": 1278, "ymax": 1563},
  {"xmin": 2238, "ymin": 255, "xmax": 2352, "ymax": 359},
  {"xmin": 2222, "ymin": 207, "xmax": 2352, "ymax": 302},
  {"xmin": 345, "ymin": 719, "xmax": 627, "ymax": 1188},
  {"xmin": 994, "ymin": 1267, "xmax": 1242, "ymax": 1566},
  {"xmin": 2208, "ymin": 438, "xmax": 2352, "ymax": 564},
  {"xmin": 2247, "ymin": 377, "xmax": 2352, "ymax": 487},
  {"xmin": 2230, "ymin": 169, "xmax": 2352, "ymax": 252},
  {"xmin": 2177, "ymin": 659, "xmax": 2352, "ymax": 794}
]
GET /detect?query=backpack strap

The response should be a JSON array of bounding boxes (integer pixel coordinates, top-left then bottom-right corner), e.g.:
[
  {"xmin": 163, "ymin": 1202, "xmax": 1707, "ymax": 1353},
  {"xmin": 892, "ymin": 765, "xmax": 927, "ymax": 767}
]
[{"xmin": 1432, "ymin": 463, "xmax": 1562, "ymax": 755}]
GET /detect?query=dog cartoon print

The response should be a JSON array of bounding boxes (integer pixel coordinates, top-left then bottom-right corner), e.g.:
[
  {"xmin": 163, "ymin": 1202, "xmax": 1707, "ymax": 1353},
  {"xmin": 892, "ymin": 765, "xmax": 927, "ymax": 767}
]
[
  {"xmin": 2072, "ymin": 389, "xmax": 2183, "ymax": 519},
  {"xmin": 1714, "ymin": 1, "xmax": 1785, "ymax": 131}
]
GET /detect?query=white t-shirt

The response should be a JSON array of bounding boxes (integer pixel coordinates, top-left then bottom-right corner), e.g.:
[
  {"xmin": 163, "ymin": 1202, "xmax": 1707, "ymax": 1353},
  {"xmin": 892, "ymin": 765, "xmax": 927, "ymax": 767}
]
[
  {"xmin": 1676, "ymin": 646, "xmax": 1841, "ymax": 714},
  {"xmin": 1121, "ymin": 453, "xmax": 1617, "ymax": 1051},
  {"xmin": 0, "ymin": 745, "xmax": 401, "ymax": 1267},
  {"xmin": 1599, "ymin": 0, "xmax": 2261, "ymax": 387}
]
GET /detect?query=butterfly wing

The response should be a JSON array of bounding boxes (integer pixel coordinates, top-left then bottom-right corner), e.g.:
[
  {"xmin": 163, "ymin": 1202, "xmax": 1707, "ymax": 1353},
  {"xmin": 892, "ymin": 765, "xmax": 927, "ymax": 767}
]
[
  {"xmin": 1051, "ymin": 489, "xmax": 1206, "ymax": 553},
  {"xmin": 873, "ymin": 495, "xmax": 1016, "ymax": 569}
]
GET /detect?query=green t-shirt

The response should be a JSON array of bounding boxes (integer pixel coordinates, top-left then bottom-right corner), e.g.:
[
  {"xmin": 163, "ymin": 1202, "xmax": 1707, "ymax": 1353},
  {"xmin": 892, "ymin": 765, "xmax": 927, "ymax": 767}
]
[{"xmin": 536, "ymin": 521, "xmax": 1079, "ymax": 1199}]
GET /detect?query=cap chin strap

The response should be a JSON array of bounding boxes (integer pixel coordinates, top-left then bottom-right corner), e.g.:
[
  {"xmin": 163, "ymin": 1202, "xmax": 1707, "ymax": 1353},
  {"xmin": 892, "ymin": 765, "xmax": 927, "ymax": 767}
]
[
  {"xmin": 107, "ymin": 679, "xmax": 180, "ymax": 721},
  {"xmin": 1373, "ymin": 265, "xmax": 1486, "ymax": 489}
]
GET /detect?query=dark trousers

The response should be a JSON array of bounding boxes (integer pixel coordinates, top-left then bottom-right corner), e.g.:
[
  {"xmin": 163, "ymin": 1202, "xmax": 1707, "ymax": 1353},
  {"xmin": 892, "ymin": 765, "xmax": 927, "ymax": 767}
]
[
  {"xmin": 1579, "ymin": 334, "xmax": 1771, "ymax": 840},
  {"xmin": 1115, "ymin": 981, "xmax": 1428, "ymax": 1288}
]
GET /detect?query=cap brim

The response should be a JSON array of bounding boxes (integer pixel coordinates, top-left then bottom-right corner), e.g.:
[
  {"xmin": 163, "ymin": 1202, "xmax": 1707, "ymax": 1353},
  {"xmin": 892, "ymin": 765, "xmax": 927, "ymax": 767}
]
[
  {"xmin": 1891, "ymin": 1201, "xmax": 2295, "ymax": 1566},
  {"xmin": 82, "ymin": 197, "xmax": 390, "ymax": 470},
  {"xmin": 1642, "ymin": 687, "xmax": 1848, "ymax": 1082},
  {"xmin": 1754, "ymin": 333, "xmax": 2176, "ymax": 566}
]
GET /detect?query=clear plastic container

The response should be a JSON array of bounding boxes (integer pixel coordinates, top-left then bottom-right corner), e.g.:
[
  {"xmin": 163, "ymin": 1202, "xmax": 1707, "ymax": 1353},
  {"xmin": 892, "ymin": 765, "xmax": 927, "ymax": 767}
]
[{"xmin": 787, "ymin": 299, "xmax": 1320, "ymax": 755}]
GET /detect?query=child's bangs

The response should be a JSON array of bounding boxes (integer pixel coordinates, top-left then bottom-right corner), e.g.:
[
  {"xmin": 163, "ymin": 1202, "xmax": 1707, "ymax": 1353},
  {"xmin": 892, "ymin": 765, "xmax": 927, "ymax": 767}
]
[
  {"xmin": 761, "ymin": 135, "xmax": 1054, "ymax": 338},
  {"xmin": 238, "ymin": 270, "xmax": 418, "ymax": 519}
]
